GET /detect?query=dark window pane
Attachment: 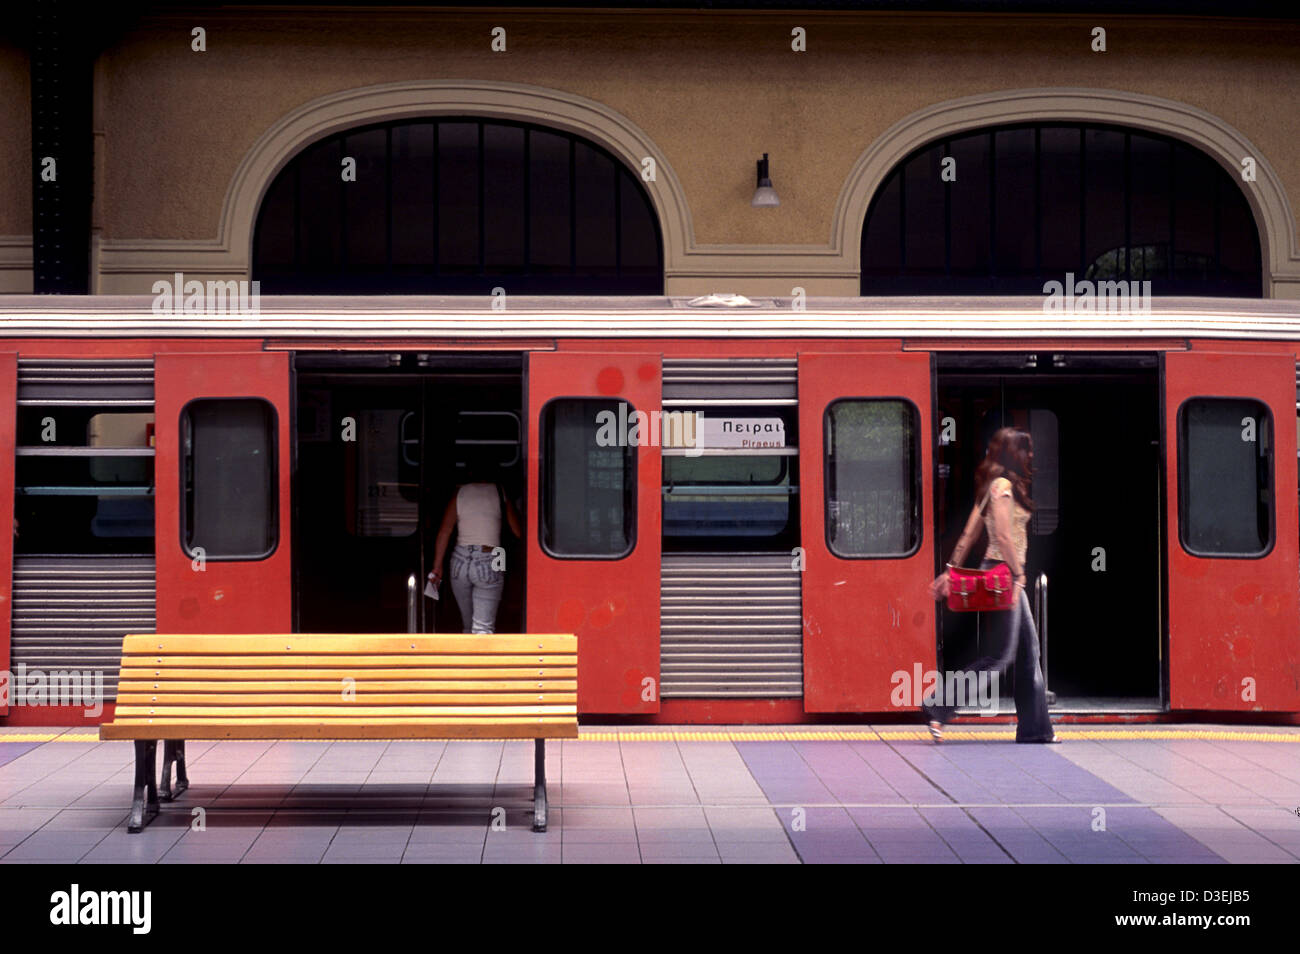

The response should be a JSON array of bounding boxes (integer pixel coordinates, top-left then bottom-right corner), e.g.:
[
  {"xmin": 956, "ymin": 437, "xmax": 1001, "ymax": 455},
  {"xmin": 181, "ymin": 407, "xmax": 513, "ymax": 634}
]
[
  {"xmin": 1040, "ymin": 127, "xmax": 1082, "ymax": 276},
  {"xmin": 183, "ymin": 399, "xmax": 277, "ymax": 560},
  {"xmin": 825, "ymin": 400, "xmax": 919, "ymax": 557},
  {"xmin": 861, "ymin": 171, "xmax": 901, "ymax": 278},
  {"xmin": 1218, "ymin": 177, "xmax": 1261, "ymax": 284},
  {"xmin": 391, "ymin": 123, "xmax": 434, "ymax": 267},
  {"xmin": 298, "ymin": 138, "xmax": 341, "ymax": 270},
  {"xmin": 1128, "ymin": 134, "xmax": 1171, "ymax": 281},
  {"xmin": 902, "ymin": 148, "xmax": 945, "ymax": 275},
  {"xmin": 343, "ymin": 128, "xmax": 388, "ymax": 268},
  {"xmin": 438, "ymin": 122, "xmax": 480, "ymax": 271},
  {"xmin": 619, "ymin": 169, "xmax": 659, "ymax": 273},
  {"xmin": 861, "ymin": 122, "xmax": 1260, "ymax": 297},
  {"xmin": 574, "ymin": 143, "xmax": 617, "ymax": 273},
  {"xmin": 992, "ymin": 128, "xmax": 1036, "ymax": 282},
  {"xmin": 1180, "ymin": 398, "xmax": 1271, "ymax": 556},
  {"xmin": 1083, "ymin": 128, "xmax": 1127, "ymax": 280},
  {"xmin": 253, "ymin": 119, "xmax": 661, "ymax": 293},
  {"xmin": 483, "ymin": 124, "xmax": 526, "ymax": 271},
  {"xmin": 255, "ymin": 169, "xmax": 296, "ymax": 267},
  {"xmin": 948, "ymin": 132, "xmax": 990, "ymax": 278},
  {"xmin": 1172, "ymin": 144, "xmax": 1217, "ymax": 279},
  {"xmin": 15, "ymin": 407, "xmax": 156, "ymax": 553},
  {"xmin": 529, "ymin": 131, "xmax": 571, "ymax": 271},
  {"xmin": 542, "ymin": 399, "xmax": 635, "ymax": 557}
]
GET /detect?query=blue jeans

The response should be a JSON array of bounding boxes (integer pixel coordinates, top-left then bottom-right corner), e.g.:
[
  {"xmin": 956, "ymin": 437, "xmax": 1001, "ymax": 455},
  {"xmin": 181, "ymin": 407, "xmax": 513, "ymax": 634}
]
[
  {"xmin": 926, "ymin": 559, "xmax": 1055, "ymax": 742},
  {"xmin": 448, "ymin": 544, "xmax": 505, "ymax": 634}
]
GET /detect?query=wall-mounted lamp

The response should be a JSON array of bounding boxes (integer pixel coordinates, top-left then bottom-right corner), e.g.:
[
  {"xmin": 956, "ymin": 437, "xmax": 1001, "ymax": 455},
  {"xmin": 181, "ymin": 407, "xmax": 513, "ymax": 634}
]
[{"xmin": 751, "ymin": 153, "xmax": 779, "ymax": 207}]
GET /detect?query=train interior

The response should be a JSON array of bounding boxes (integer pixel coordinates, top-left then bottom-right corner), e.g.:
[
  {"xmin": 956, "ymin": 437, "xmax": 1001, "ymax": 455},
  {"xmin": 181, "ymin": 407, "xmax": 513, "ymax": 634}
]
[
  {"xmin": 935, "ymin": 352, "xmax": 1164, "ymax": 713},
  {"xmin": 292, "ymin": 352, "xmax": 526, "ymax": 635}
]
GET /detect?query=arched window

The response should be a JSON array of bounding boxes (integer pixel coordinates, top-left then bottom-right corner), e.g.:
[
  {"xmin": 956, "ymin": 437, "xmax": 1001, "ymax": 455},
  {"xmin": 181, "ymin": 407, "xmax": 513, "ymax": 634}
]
[
  {"xmin": 860, "ymin": 124, "xmax": 1262, "ymax": 296},
  {"xmin": 254, "ymin": 118, "xmax": 663, "ymax": 294}
]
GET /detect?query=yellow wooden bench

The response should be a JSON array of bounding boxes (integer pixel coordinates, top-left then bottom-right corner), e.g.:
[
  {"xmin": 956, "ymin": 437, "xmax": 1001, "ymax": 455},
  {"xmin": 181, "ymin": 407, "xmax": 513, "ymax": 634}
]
[{"xmin": 100, "ymin": 634, "xmax": 578, "ymax": 833}]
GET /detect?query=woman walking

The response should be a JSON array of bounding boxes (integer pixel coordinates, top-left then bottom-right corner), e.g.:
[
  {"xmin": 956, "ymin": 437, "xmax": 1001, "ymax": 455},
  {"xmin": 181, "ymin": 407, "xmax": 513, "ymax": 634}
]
[
  {"xmin": 926, "ymin": 427, "xmax": 1058, "ymax": 744},
  {"xmin": 429, "ymin": 457, "xmax": 523, "ymax": 634}
]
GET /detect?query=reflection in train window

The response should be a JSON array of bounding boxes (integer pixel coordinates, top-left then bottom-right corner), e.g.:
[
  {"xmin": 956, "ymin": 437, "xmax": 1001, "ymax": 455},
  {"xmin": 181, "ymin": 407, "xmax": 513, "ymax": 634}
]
[
  {"xmin": 1026, "ymin": 409, "xmax": 1059, "ymax": 535},
  {"xmin": 662, "ymin": 453, "xmax": 796, "ymax": 545},
  {"xmin": 541, "ymin": 399, "xmax": 636, "ymax": 558},
  {"xmin": 349, "ymin": 409, "xmax": 419, "ymax": 537},
  {"xmin": 825, "ymin": 400, "xmax": 920, "ymax": 558},
  {"xmin": 1179, "ymin": 397, "xmax": 1273, "ymax": 557},
  {"xmin": 14, "ymin": 409, "xmax": 156, "ymax": 553},
  {"xmin": 181, "ymin": 398, "xmax": 278, "ymax": 560}
]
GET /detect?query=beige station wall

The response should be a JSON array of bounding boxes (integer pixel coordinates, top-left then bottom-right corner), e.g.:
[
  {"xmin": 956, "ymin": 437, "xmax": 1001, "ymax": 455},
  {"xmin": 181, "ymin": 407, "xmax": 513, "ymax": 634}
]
[
  {"xmin": 0, "ymin": 40, "xmax": 32, "ymax": 293},
  {"xmin": 88, "ymin": 9, "xmax": 1300, "ymax": 296}
]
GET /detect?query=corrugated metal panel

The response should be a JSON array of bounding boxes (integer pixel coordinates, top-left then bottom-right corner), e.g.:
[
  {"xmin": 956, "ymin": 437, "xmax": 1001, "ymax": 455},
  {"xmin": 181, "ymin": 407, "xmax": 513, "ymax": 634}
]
[
  {"xmin": 660, "ymin": 553, "xmax": 802, "ymax": 697},
  {"xmin": 663, "ymin": 357, "xmax": 796, "ymax": 403},
  {"xmin": 10, "ymin": 556, "xmax": 156, "ymax": 700},
  {"xmin": 17, "ymin": 358, "xmax": 154, "ymax": 406}
]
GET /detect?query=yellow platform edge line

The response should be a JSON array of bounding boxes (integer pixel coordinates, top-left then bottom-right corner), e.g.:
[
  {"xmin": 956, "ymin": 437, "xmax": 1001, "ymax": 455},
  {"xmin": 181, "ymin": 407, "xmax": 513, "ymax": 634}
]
[{"xmin": 3, "ymin": 729, "xmax": 1299, "ymax": 743}]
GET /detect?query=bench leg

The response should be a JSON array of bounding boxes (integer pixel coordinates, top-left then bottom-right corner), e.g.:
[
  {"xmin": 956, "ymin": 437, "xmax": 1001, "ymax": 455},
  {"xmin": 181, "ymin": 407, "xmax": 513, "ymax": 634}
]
[
  {"xmin": 532, "ymin": 738, "xmax": 548, "ymax": 832},
  {"xmin": 128, "ymin": 740, "xmax": 160, "ymax": 833},
  {"xmin": 160, "ymin": 740, "xmax": 189, "ymax": 802}
]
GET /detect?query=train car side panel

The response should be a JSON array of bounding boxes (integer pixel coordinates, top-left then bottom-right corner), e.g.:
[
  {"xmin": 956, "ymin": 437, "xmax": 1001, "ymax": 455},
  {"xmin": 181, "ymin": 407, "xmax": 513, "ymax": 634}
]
[
  {"xmin": 1165, "ymin": 350, "xmax": 1300, "ymax": 711},
  {"xmin": 799, "ymin": 351, "xmax": 937, "ymax": 711},
  {"xmin": 0, "ymin": 353, "xmax": 13, "ymax": 715},
  {"xmin": 155, "ymin": 353, "xmax": 292, "ymax": 634},
  {"xmin": 526, "ymin": 351, "xmax": 662, "ymax": 713}
]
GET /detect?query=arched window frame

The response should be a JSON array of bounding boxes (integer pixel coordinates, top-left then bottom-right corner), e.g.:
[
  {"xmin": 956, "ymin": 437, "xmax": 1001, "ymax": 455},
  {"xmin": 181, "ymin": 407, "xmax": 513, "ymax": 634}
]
[
  {"xmin": 859, "ymin": 121, "xmax": 1263, "ymax": 297},
  {"xmin": 253, "ymin": 116, "xmax": 665, "ymax": 295}
]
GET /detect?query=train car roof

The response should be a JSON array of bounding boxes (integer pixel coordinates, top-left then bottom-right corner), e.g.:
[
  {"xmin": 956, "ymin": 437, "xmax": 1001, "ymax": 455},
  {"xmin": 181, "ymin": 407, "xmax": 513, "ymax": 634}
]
[{"xmin": 1, "ymin": 295, "xmax": 1299, "ymax": 340}]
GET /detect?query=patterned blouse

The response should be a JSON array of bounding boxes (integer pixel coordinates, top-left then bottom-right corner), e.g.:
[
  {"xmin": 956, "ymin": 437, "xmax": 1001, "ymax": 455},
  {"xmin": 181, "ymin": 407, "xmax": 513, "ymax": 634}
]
[{"xmin": 983, "ymin": 476, "xmax": 1030, "ymax": 567}]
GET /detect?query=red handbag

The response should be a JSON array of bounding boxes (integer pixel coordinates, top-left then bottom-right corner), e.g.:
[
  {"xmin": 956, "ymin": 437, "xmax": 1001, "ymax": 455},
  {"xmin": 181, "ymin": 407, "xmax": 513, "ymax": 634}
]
[{"xmin": 946, "ymin": 562, "xmax": 1014, "ymax": 612}]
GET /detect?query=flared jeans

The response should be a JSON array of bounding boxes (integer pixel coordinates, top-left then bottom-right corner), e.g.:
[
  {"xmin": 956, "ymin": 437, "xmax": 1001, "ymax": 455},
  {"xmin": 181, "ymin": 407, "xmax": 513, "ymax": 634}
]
[{"xmin": 926, "ymin": 559, "xmax": 1055, "ymax": 742}]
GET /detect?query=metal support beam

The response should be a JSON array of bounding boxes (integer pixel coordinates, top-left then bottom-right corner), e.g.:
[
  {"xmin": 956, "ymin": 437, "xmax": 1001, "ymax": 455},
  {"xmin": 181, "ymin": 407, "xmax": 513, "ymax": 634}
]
[
  {"xmin": 31, "ymin": 2, "xmax": 93, "ymax": 294},
  {"xmin": 532, "ymin": 738, "xmax": 548, "ymax": 832}
]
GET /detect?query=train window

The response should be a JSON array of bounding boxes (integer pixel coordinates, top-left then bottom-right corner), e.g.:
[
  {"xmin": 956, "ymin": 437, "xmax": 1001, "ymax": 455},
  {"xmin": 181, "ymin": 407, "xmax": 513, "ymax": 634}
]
[
  {"xmin": 181, "ymin": 398, "xmax": 278, "ymax": 560},
  {"xmin": 13, "ymin": 408, "xmax": 156, "ymax": 553},
  {"xmin": 825, "ymin": 400, "xmax": 921, "ymax": 558},
  {"xmin": 862, "ymin": 122, "xmax": 1262, "ymax": 296},
  {"xmin": 663, "ymin": 453, "xmax": 797, "ymax": 545},
  {"xmin": 541, "ymin": 398, "xmax": 636, "ymax": 558},
  {"xmin": 1178, "ymin": 398, "xmax": 1273, "ymax": 558},
  {"xmin": 253, "ymin": 117, "xmax": 663, "ymax": 294}
]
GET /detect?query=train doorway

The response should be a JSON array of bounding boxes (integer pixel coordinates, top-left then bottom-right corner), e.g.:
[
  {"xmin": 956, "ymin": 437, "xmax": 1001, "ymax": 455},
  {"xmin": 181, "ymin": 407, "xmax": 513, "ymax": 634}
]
[
  {"xmin": 292, "ymin": 353, "xmax": 525, "ymax": 635},
  {"xmin": 935, "ymin": 353, "xmax": 1163, "ymax": 713}
]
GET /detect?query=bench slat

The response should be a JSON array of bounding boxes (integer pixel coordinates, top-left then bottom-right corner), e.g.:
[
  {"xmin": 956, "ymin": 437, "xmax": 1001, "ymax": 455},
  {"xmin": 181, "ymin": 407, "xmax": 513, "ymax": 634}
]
[
  {"xmin": 118, "ymin": 679, "xmax": 576, "ymax": 692},
  {"xmin": 118, "ymin": 654, "xmax": 574, "ymax": 669},
  {"xmin": 121, "ymin": 634, "xmax": 576, "ymax": 654},
  {"xmin": 116, "ymin": 692, "xmax": 576, "ymax": 705},
  {"xmin": 113, "ymin": 704, "xmax": 576, "ymax": 717},
  {"xmin": 118, "ymin": 667, "xmax": 574, "ymax": 681},
  {"xmin": 101, "ymin": 721, "xmax": 579, "ymax": 740}
]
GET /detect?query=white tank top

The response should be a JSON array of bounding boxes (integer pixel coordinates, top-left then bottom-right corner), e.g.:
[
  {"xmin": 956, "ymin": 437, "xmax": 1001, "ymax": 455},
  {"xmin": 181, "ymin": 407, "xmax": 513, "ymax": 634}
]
[{"xmin": 456, "ymin": 483, "xmax": 501, "ymax": 547}]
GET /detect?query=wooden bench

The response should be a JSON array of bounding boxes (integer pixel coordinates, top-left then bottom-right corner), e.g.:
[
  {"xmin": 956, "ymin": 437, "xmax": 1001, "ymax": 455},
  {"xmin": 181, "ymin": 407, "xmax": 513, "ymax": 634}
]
[{"xmin": 100, "ymin": 634, "xmax": 578, "ymax": 833}]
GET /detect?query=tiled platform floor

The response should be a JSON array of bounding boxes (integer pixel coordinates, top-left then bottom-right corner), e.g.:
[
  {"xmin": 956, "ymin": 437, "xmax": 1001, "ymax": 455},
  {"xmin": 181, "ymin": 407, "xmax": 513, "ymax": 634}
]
[{"xmin": 0, "ymin": 725, "xmax": 1296, "ymax": 863}]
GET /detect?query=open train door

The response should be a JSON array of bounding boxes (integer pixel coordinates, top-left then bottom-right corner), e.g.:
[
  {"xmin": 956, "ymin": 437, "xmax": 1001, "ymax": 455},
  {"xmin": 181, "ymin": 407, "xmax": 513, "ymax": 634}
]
[
  {"xmin": 799, "ymin": 351, "xmax": 937, "ymax": 711},
  {"xmin": 155, "ymin": 353, "xmax": 292, "ymax": 634},
  {"xmin": 1164, "ymin": 350, "xmax": 1300, "ymax": 711},
  {"xmin": 526, "ymin": 351, "xmax": 661, "ymax": 714}
]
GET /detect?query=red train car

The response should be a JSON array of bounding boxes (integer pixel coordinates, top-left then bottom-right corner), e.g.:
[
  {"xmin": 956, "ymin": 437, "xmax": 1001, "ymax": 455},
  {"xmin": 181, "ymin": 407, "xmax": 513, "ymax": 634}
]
[{"xmin": 1, "ymin": 295, "xmax": 1297, "ymax": 726}]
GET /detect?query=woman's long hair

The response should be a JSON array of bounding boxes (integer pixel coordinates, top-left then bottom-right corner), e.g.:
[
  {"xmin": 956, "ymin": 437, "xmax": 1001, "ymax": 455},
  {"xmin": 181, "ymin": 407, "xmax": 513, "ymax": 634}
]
[{"xmin": 974, "ymin": 427, "xmax": 1034, "ymax": 511}]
